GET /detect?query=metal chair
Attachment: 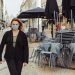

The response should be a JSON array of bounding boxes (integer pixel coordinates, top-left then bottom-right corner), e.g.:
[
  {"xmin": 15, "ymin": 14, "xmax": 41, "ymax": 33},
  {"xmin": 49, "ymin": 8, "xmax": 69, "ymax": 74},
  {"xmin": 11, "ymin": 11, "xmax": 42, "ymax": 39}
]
[
  {"xmin": 30, "ymin": 42, "xmax": 51, "ymax": 65},
  {"xmin": 39, "ymin": 43, "xmax": 58, "ymax": 68}
]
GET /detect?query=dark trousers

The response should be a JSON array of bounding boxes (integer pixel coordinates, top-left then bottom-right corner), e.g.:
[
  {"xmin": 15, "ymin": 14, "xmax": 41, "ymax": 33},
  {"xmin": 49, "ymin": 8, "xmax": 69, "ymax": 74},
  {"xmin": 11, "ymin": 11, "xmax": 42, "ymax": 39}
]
[{"xmin": 6, "ymin": 59, "xmax": 23, "ymax": 75}]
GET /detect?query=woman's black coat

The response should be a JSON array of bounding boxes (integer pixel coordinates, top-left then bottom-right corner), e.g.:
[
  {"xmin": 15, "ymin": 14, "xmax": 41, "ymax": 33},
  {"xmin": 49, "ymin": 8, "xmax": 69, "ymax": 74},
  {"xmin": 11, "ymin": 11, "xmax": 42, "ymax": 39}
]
[{"xmin": 0, "ymin": 30, "xmax": 29, "ymax": 63}]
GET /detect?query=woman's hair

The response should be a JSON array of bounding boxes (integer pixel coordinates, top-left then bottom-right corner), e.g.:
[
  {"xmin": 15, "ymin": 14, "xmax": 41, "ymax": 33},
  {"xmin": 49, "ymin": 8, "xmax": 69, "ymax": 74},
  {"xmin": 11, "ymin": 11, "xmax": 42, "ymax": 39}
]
[{"xmin": 11, "ymin": 18, "xmax": 23, "ymax": 30}]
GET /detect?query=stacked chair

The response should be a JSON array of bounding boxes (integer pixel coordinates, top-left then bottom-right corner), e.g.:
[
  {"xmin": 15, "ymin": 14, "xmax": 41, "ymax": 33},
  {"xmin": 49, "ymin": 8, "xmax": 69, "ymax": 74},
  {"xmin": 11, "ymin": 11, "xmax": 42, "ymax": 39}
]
[{"xmin": 56, "ymin": 30, "xmax": 75, "ymax": 68}]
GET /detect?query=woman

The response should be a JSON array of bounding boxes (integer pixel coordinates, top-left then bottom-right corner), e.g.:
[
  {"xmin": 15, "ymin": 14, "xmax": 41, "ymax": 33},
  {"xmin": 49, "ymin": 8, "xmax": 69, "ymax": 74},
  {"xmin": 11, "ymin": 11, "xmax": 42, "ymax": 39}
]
[{"xmin": 0, "ymin": 18, "xmax": 29, "ymax": 75}]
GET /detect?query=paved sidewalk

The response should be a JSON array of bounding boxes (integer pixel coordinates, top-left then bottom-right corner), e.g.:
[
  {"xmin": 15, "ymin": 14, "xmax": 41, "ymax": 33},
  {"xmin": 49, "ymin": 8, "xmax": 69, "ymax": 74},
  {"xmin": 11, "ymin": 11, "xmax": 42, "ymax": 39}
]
[
  {"xmin": 1, "ymin": 62, "xmax": 75, "ymax": 75},
  {"xmin": 0, "ymin": 62, "xmax": 7, "ymax": 71}
]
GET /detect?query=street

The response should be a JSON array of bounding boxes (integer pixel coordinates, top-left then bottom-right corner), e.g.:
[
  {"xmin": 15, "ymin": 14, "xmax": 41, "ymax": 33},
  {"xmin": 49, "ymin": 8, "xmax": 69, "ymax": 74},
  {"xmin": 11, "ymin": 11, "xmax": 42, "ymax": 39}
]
[
  {"xmin": 0, "ymin": 0, "xmax": 75, "ymax": 74},
  {"xmin": 0, "ymin": 28, "xmax": 75, "ymax": 75}
]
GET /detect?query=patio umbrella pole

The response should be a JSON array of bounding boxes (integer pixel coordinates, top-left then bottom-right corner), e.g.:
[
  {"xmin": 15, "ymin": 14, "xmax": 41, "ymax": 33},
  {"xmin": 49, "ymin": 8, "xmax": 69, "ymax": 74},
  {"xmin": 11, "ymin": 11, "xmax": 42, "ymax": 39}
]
[
  {"xmin": 73, "ymin": 18, "xmax": 75, "ymax": 30},
  {"xmin": 54, "ymin": 10, "xmax": 57, "ymax": 24},
  {"xmin": 29, "ymin": 19, "xmax": 30, "ymax": 40},
  {"xmin": 59, "ymin": 14, "xmax": 61, "ymax": 24},
  {"xmin": 53, "ymin": 10, "xmax": 57, "ymax": 38},
  {"xmin": 56, "ymin": 12, "xmax": 59, "ymax": 24},
  {"xmin": 71, "ymin": 9, "xmax": 73, "ymax": 29},
  {"xmin": 38, "ymin": 18, "xmax": 39, "ymax": 32}
]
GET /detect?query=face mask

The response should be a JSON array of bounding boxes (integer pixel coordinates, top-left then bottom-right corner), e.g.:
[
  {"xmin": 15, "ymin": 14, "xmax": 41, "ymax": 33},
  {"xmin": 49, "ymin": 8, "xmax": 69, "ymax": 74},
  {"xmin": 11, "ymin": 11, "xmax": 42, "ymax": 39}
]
[{"xmin": 11, "ymin": 24, "xmax": 19, "ymax": 30}]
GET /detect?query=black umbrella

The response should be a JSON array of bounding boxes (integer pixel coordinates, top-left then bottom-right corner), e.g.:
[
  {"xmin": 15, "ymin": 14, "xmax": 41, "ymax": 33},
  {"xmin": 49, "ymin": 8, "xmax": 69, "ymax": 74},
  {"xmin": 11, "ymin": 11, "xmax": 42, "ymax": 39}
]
[
  {"xmin": 62, "ymin": 0, "xmax": 75, "ymax": 29},
  {"xmin": 62, "ymin": 0, "xmax": 71, "ymax": 21},
  {"xmin": 70, "ymin": 0, "xmax": 75, "ymax": 23},
  {"xmin": 22, "ymin": 7, "xmax": 44, "ymax": 13},
  {"xmin": 71, "ymin": 0, "xmax": 75, "ymax": 6},
  {"xmin": 45, "ymin": 0, "xmax": 59, "ymax": 20},
  {"xmin": 17, "ymin": 7, "xmax": 45, "ymax": 18},
  {"xmin": 45, "ymin": 0, "xmax": 59, "ymax": 38},
  {"xmin": 17, "ymin": 7, "xmax": 45, "ymax": 31}
]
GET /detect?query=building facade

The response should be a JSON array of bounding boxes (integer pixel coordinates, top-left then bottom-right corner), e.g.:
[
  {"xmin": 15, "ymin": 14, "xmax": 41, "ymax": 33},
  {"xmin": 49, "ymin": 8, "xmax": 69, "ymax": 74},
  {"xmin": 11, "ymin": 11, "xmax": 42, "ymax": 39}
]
[
  {"xmin": 0, "ymin": 0, "xmax": 4, "ymax": 29},
  {"xmin": 41, "ymin": 0, "xmax": 46, "ymax": 8},
  {"xmin": 20, "ymin": 0, "xmax": 32, "ymax": 12}
]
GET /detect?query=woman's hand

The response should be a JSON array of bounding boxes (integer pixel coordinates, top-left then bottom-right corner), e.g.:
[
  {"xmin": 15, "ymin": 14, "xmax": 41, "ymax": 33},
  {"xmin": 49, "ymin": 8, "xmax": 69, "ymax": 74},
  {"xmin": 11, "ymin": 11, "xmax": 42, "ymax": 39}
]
[
  {"xmin": 0, "ymin": 60, "xmax": 5, "ymax": 64},
  {"xmin": 23, "ymin": 62, "xmax": 28, "ymax": 67}
]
